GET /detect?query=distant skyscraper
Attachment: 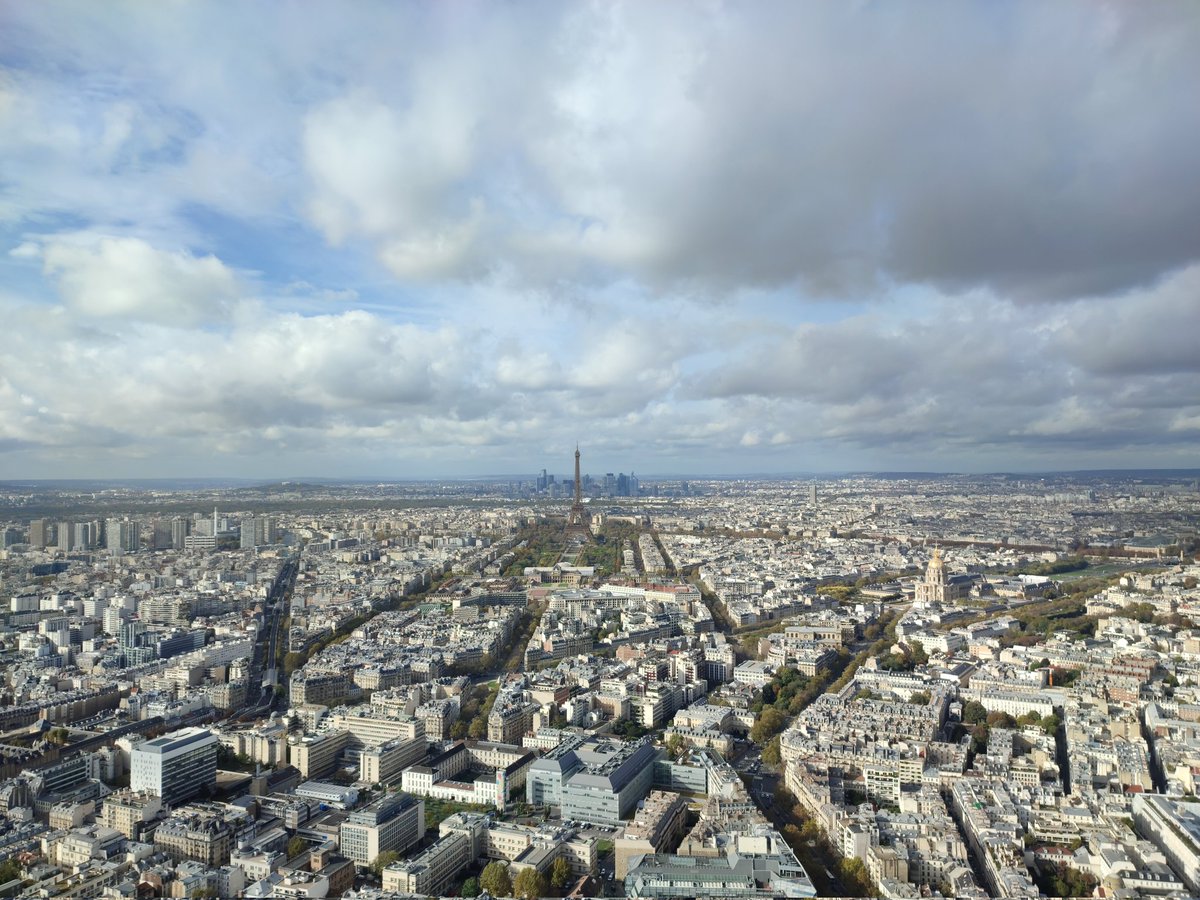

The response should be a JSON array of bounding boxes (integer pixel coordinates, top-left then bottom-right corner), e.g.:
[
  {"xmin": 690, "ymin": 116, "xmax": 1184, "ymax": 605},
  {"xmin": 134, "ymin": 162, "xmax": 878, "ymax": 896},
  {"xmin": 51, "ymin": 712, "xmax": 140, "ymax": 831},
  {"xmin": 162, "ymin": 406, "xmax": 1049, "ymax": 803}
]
[
  {"xmin": 170, "ymin": 516, "xmax": 191, "ymax": 549},
  {"xmin": 150, "ymin": 519, "xmax": 172, "ymax": 550},
  {"xmin": 57, "ymin": 522, "xmax": 74, "ymax": 552},
  {"xmin": 29, "ymin": 518, "xmax": 48, "ymax": 548},
  {"xmin": 74, "ymin": 521, "xmax": 94, "ymax": 550},
  {"xmin": 105, "ymin": 518, "xmax": 121, "ymax": 551},
  {"xmin": 809, "ymin": 482, "xmax": 818, "ymax": 505},
  {"xmin": 240, "ymin": 516, "xmax": 256, "ymax": 549},
  {"xmin": 105, "ymin": 519, "xmax": 140, "ymax": 552}
]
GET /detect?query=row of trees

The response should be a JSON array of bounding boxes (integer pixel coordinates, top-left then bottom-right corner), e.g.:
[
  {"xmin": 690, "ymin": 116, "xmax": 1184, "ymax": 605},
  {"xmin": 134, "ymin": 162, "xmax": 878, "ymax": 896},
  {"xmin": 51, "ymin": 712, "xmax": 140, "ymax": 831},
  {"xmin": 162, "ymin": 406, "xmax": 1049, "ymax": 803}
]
[
  {"xmin": 773, "ymin": 786, "xmax": 877, "ymax": 897},
  {"xmin": 449, "ymin": 680, "xmax": 501, "ymax": 741},
  {"xmin": 472, "ymin": 858, "xmax": 573, "ymax": 898},
  {"xmin": 877, "ymin": 640, "xmax": 928, "ymax": 672},
  {"xmin": 962, "ymin": 700, "xmax": 1063, "ymax": 739},
  {"xmin": 749, "ymin": 617, "xmax": 903, "ymax": 755},
  {"xmin": 611, "ymin": 717, "xmax": 650, "ymax": 740},
  {"xmin": 1032, "ymin": 860, "xmax": 1097, "ymax": 897}
]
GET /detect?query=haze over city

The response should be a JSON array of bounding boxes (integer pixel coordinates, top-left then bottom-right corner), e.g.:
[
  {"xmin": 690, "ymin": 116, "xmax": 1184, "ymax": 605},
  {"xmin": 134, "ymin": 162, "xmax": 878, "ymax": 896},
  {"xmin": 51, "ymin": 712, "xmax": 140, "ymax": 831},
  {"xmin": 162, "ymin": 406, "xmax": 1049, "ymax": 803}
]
[{"xmin": 2, "ymin": 2, "xmax": 1198, "ymax": 479}]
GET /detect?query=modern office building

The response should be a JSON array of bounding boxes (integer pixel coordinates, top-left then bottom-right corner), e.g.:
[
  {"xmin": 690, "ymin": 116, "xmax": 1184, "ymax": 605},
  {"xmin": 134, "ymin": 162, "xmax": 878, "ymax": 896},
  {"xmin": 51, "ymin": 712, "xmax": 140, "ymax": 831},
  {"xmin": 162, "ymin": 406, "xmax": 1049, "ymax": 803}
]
[
  {"xmin": 130, "ymin": 727, "xmax": 218, "ymax": 805},
  {"xmin": 360, "ymin": 733, "xmax": 428, "ymax": 787},
  {"xmin": 382, "ymin": 812, "xmax": 487, "ymax": 896},
  {"xmin": 526, "ymin": 734, "xmax": 660, "ymax": 825},
  {"xmin": 339, "ymin": 793, "xmax": 425, "ymax": 868},
  {"xmin": 288, "ymin": 730, "xmax": 351, "ymax": 780},
  {"xmin": 328, "ymin": 709, "xmax": 423, "ymax": 750}
]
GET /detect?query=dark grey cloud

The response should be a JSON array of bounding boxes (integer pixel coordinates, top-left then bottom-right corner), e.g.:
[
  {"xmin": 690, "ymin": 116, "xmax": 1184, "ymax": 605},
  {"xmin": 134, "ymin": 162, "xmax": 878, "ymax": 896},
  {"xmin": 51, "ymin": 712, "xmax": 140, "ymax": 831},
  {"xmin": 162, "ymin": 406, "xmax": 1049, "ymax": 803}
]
[
  {"xmin": 292, "ymin": 2, "xmax": 1200, "ymax": 299},
  {"xmin": 6, "ymin": 2, "xmax": 1198, "ymax": 300}
]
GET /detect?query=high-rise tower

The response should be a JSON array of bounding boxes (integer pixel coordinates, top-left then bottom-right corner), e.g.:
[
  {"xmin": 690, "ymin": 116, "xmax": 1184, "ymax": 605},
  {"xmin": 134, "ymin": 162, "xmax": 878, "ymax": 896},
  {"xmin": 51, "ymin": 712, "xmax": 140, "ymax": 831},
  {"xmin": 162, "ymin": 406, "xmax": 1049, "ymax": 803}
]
[
  {"xmin": 566, "ymin": 445, "xmax": 592, "ymax": 536},
  {"xmin": 574, "ymin": 446, "xmax": 582, "ymax": 505}
]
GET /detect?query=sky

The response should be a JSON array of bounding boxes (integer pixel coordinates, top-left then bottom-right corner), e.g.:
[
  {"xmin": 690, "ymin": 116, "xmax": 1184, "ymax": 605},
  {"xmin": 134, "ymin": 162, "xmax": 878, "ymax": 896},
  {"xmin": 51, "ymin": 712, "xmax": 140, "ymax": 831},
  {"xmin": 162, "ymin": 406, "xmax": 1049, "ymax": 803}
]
[{"xmin": 2, "ymin": 1, "xmax": 1199, "ymax": 479}]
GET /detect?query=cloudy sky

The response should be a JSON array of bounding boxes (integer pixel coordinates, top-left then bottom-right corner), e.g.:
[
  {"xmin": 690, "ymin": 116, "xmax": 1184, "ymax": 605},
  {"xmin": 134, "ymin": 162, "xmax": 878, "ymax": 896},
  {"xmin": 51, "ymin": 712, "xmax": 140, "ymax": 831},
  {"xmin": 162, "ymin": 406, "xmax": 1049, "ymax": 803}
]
[{"xmin": 2, "ymin": 1, "xmax": 1199, "ymax": 479}]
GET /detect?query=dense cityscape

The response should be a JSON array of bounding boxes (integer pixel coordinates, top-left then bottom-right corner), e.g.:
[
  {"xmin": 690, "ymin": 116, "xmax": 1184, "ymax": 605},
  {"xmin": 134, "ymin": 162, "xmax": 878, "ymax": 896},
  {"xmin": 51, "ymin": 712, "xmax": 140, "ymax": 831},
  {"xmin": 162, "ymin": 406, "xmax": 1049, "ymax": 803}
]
[
  {"xmin": 5, "ymin": 2, "xmax": 1200, "ymax": 898},
  {"xmin": 0, "ymin": 463, "xmax": 1197, "ymax": 899}
]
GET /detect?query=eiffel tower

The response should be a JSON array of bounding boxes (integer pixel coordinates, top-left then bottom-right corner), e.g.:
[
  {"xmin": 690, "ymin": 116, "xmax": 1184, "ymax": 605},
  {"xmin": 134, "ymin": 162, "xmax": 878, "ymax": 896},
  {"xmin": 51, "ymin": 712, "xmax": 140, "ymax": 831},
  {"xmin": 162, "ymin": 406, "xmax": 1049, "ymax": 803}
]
[{"xmin": 566, "ymin": 445, "xmax": 592, "ymax": 536}]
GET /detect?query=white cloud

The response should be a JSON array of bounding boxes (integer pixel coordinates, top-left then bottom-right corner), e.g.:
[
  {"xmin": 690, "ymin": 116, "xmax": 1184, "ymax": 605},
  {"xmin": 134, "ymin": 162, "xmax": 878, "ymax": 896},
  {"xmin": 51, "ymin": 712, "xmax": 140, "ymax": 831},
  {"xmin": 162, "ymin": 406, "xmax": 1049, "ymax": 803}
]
[
  {"xmin": 8, "ymin": 241, "xmax": 39, "ymax": 258},
  {"xmin": 291, "ymin": 3, "xmax": 1200, "ymax": 298},
  {"xmin": 40, "ymin": 235, "xmax": 240, "ymax": 325}
]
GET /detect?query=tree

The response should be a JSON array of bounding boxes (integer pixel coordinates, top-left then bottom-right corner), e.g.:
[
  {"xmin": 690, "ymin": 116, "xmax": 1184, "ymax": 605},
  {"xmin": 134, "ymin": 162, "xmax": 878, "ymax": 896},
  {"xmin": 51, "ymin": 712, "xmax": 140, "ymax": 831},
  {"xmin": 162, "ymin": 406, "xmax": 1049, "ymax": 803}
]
[
  {"xmin": 665, "ymin": 734, "xmax": 686, "ymax": 759},
  {"xmin": 513, "ymin": 866, "xmax": 548, "ymax": 900},
  {"xmin": 369, "ymin": 850, "xmax": 399, "ymax": 877},
  {"xmin": 909, "ymin": 641, "xmax": 928, "ymax": 666},
  {"xmin": 962, "ymin": 700, "xmax": 988, "ymax": 724},
  {"xmin": 287, "ymin": 836, "xmax": 308, "ymax": 859},
  {"xmin": 550, "ymin": 855, "xmax": 572, "ymax": 889},
  {"xmin": 481, "ymin": 861, "xmax": 512, "ymax": 897},
  {"xmin": 750, "ymin": 707, "xmax": 785, "ymax": 744},
  {"xmin": 986, "ymin": 711, "xmax": 1017, "ymax": 729},
  {"xmin": 0, "ymin": 858, "xmax": 20, "ymax": 883},
  {"xmin": 468, "ymin": 717, "xmax": 488, "ymax": 739},
  {"xmin": 612, "ymin": 718, "xmax": 649, "ymax": 740},
  {"xmin": 838, "ymin": 857, "xmax": 873, "ymax": 895},
  {"xmin": 908, "ymin": 691, "xmax": 931, "ymax": 706},
  {"xmin": 972, "ymin": 724, "xmax": 990, "ymax": 753},
  {"xmin": 762, "ymin": 735, "xmax": 782, "ymax": 767},
  {"xmin": 461, "ymin": 876, "xmax": 481, "ymax": 897},
  {"xmin": 799, "ymin": 819, "xmax": 823, "ymax": 843},
  {"xmin": 450, "ymin": 720, "xmax": 468, "ymax": 740}
]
